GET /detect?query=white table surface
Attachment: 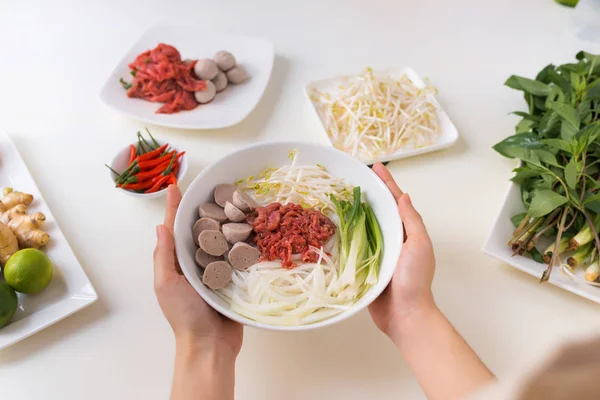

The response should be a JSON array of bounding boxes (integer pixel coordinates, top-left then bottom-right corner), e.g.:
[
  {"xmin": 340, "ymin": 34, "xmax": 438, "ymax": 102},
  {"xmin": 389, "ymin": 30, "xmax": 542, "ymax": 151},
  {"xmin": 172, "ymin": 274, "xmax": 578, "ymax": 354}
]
[{"xmin": 1, "ymin": 0, "xmax": 599, "ymax": 399}]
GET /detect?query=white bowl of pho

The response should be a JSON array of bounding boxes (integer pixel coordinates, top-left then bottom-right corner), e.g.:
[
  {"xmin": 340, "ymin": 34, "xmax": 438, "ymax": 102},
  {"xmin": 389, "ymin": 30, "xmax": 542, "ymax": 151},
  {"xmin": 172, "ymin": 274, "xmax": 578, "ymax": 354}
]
[{"xmin": 174, "ymin": 142, "xmax": 402, "ymax": 331}]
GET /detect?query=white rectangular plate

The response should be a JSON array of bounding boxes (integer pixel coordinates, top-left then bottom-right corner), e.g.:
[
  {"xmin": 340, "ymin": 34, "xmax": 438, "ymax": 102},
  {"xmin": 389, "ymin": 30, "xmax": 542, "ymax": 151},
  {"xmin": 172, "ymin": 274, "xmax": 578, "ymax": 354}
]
[
  {"xmin": 0, "ymin": 131, "xmax": 97, "ymax": 350},
  {"xmin": 99, "ymin": 25, "xmax": 274, "ymax": 130},
  {"xmin": 483, "ymin": 181, "xmax": 600, "ymax": 304},
  {"xmin": 305, "ymin": 67, "xmax": 459, "ymax": 165}
]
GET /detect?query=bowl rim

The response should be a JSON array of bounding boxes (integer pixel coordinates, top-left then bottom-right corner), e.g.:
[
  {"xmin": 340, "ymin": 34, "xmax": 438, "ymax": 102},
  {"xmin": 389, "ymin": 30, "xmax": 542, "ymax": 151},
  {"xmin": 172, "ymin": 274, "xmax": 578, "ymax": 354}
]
[
  {"xmin": 108, "ymin": 140, "xmax": 188, "ymax": 198},
  {"xmin": 174, "ymin": 140, "xmax": 402, "ymax": 331}
]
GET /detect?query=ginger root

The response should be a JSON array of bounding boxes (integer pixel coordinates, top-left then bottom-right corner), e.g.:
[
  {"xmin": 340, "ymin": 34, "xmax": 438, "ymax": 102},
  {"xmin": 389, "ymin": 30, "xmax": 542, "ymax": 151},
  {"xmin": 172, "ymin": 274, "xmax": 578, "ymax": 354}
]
[
  {"xmin": 0, "ymin": 204, "xmax": 26, "ymax": 225},
  {"xmin": 0, "ymin": 189, "xmax": 50, "ymax": 250},
  {"xmin": 7, "ymin": 211, "xmax": 48, "ymax": 249},
  {"xmin": 0, "ymin": 188, "xmax": 33, "ymax": 212},
  {"xmin": 0, "ymin": 222, "xmax": 18, "ymax": 265}
]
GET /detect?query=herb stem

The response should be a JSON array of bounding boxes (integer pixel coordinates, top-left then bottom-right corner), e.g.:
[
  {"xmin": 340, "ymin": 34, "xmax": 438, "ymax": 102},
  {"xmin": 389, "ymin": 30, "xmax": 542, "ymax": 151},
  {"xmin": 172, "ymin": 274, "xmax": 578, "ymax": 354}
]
[{"xmin": 542, "ymin": 208, "xmax": 570, "ymax": 282}]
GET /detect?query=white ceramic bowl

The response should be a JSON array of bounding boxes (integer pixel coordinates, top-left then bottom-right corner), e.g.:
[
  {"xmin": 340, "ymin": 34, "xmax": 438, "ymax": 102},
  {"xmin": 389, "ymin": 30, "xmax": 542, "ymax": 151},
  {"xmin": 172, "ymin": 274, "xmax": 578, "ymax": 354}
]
[
  {"xmin": 174, "ymin": 142, "xmax": 403, "ymax": 331},
  {"xmin": 108, "ymin": 140, "xmax": 188, "ymax": 199}
]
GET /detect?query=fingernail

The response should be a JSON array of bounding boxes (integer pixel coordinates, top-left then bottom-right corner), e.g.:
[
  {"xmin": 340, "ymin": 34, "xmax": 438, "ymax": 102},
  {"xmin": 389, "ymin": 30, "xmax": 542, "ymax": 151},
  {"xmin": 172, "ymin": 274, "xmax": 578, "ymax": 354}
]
[{"xmin": 403, "ymin": 193, "xmax": 412, "ymax": 206}]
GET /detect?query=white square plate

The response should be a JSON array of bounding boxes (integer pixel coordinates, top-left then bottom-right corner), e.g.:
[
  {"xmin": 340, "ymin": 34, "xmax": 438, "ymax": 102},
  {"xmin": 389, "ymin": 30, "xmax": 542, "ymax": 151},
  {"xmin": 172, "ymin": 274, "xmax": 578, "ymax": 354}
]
[
  {"xmin": 305, "ymin": 67, "xmax": 459, "ymax": 165},
  {"xmin": 99, "ymin": 25, "xmax": 274, "ymax": 130},
  {"xmin": 483, "ymin": 182, "xmax": 600, "ymax": 304},
  {"xmin": 0, "ymin": 131, "xmax": 97, "ymax": 350}
]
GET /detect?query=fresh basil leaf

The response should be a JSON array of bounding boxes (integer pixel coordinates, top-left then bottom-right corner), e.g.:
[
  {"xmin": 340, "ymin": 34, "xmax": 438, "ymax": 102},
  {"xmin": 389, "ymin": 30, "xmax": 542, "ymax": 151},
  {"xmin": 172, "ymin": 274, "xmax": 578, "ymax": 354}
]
[
  {"xmin": 550, "ymin": 102, "xmax": 580, "ymax": 129},
  {"xmin": 511, "ymin": 167, "xmax": 540, "ymax": 183},
  {"xmin": 533, "ymin": 149, "xmax": 560, "ymax": 167},
  {"xmin": 586, "ymin": 201, "xmax": 600, "ymax": 214},
  {"xmin": 511, "ymin": 212, "xmax": 527, "ymax": 227},
  {"xmin": 570, "ymin": 72, "xmax": 583, "ymax": 92},
  {"xmin": 569, "ymin": 188, "xmax": 581, "ymax": 208},
  {"xmin": 516, "ymin": 119, "xmax": 535, "ymax": 134},
  {"xmin": 561, "ymin": 121, "xmax": 578, "ymax": 141},
  {"xmin": 584, "ymin": 192, "xmax": 600, "ymax": 205},
  {"xmin": 548, "ymin": 69, "xmax": 572, "ymax": 94},
  {"xmin": 511, "ymin": 111, "xmax": 541, "ymax": 121},
  {"xmin": 534, "ymin": 96, "xmax": 547, "ymax": 112},
  {"xmin": 505, "ymin": 76, "xmax": 551, "ymax": 97},
  {"xmin": 538, "ymin": 111, "xmax": 560, "ymax": 138},
  {"xmin": 493, "ymin": 133, "xmax": 543, "ymax": 158},
  {"xmin": 528, "ymin": 247, "xmax": 545, "ymax": 264},
  {"xmin": 587, "ymin": 79, "xmax": 600, "ymax": 101},
  {"xmin": 565, "ymin": 159, "xmax": 578, "ymax": 189},
  {"xmin": 541, "ymin": 138, "xmax": 572, "ymax": 153},
  {"xmin": 527, "ymin": 190, "xmax": 568, "ymax": 218},
  {"xmin": 535, "ymin": 64, "xmax": 554, "ymax": 83},
  {"xmin": 502, "ymin": 147, "xmax": 541, "ymax": 165}
]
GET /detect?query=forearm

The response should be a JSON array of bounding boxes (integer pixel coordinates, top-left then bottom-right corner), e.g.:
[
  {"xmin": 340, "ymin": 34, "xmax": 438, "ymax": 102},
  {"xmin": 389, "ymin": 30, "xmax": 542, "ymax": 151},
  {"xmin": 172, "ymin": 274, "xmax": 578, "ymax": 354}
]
[
  {"xmin": 391, "ymin": 302, "xmax": 494, "ymax": 400},
  {"xmin": 171, "ymin": 336, "xmax": 236, "ymax": 400}
]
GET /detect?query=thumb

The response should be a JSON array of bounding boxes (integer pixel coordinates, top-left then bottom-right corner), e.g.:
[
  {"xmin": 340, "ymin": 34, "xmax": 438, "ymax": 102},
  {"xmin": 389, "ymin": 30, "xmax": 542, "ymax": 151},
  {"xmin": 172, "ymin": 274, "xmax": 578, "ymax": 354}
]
[
  {"xmin": 154, "ymin": 224, "xmax": 179, "ymax": 287},
  {"xmin": 398, "ymin": 194, "xmax": 430, "ymax": 241}
]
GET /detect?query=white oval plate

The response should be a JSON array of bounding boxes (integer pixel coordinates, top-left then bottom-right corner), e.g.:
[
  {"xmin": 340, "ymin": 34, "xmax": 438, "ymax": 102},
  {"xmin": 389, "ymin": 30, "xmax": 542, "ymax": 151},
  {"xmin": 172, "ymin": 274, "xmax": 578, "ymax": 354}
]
[
  {"xmin": 99, "ymin": 25, "xmax": 274, "ymax": 130},
  {"xmin": 306, "ymin": 67, "xmax": 459, "ymax": 165}
]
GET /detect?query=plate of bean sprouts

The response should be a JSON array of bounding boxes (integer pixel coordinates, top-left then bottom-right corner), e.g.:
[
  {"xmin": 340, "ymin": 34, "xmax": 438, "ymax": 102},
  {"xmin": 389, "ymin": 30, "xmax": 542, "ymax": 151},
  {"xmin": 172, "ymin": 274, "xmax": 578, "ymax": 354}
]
[{"xmin": 306, "ymin": 67, "xmax": 459, "ymax": 164}]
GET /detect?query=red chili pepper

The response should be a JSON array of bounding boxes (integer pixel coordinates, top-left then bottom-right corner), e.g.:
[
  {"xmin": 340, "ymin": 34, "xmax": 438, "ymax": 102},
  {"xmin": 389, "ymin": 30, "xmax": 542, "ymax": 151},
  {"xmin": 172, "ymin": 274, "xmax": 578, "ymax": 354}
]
[
  {"xmin": 171, "ymin": 161, "xmax": 179, "ymax": 177},
  {"xmin": 128, "ymin": 145, "xmax": 137, "ymax": 165},
  {"xmin": 135, "ymin": 158, "xmax": 172, "ymax": 181},
  {"xmin": 137, "ymin": 150, "xmax": 176, "ymax": 170},
  {"xmin": 146, "ymin": 174, "xmax": 171, "ymax": 193},
  {"xmin": 161, "ymin": 152, "xmax": 178, "ymax": 176},
  {"xmin": 136, "ymin": 143, "xmax": 168, "ymax": 162}
]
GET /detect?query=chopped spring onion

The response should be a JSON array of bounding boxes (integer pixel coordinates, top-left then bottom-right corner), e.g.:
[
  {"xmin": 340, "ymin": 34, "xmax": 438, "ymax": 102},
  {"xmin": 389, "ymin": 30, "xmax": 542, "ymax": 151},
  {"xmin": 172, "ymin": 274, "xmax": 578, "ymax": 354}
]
[{"xmin": 309, "ymin": 68, "xmax": 441, "ymax": 161}]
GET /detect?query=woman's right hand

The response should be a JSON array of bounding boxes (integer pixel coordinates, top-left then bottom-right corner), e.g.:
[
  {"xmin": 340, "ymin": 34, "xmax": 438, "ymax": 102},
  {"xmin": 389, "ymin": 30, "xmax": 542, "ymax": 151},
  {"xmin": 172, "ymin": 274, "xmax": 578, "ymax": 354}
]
[{"xmin": 368, "ymin": 163, "xmax": 436, "ymax": 339}]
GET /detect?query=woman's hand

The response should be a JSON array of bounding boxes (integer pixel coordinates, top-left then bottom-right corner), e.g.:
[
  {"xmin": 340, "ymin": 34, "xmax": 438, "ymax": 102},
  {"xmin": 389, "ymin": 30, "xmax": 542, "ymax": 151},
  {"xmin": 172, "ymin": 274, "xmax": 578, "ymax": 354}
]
[
  {"xmin": 368, "ymin": 164, "xmax": 494, "ymax": 400},
  {"xmin": 154, "ymin": 184, "xmax": 243, "ymax": 358},
  {"xmin": 368, "ymin": 163, "xmax": 436, "ymax": 338}
]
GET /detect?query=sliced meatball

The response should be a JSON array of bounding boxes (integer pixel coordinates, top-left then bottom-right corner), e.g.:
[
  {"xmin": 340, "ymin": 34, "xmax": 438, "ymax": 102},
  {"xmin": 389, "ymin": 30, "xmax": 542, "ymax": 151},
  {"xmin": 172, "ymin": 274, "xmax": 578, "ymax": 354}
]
[
  {"xmin": 222, "ymin": 223, "xmax": 252, "ymax": 244},
  {"xmin": 199, "ymin": 230, "xmax": 229, "ymax": 256},
  {"xmin": 214, "ymin": 184, "xmax": 237, "ymax": 207},
  {"xmin": 198, "ymin": 203, "xmax": 227, "ymax": 223},
  {"xmin": 192, "ymin": 218, "xmax": 221, "ymax": 245},
  {"xmin": 202, "ymin": 261, "xmax": 232, "ymax": 289},
  {"xmin": 224, "ymin": 201, "xmax": 246, "ymax": 222},
  {"xmin": 232, "ymin": 190, "xmax": 258, "ymax": 212},
  {"xmin": 195, "ymin": 248, "xmax": 223, "ymax": 268},
  {"xmin": 228, "ymin": 242, "xmax": 261, "ymax": 270}
]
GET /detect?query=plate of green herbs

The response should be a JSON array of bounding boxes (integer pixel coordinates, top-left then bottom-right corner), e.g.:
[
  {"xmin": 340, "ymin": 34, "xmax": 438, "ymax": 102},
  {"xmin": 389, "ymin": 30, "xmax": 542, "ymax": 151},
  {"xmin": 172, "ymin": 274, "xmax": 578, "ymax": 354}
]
[{"xmin": 484, "ymin": 51, "xmax": 600, "ymax": 299}]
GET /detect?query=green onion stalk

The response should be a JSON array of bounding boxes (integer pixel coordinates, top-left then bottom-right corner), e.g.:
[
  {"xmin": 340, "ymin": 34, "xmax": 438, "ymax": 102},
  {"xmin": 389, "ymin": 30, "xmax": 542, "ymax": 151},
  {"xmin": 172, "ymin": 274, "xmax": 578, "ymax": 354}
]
[
  {"xmin": 567, "ymin": 242, "xmax": 594, "ymax": 268},
  {"xmin": 542, "ymin": 237, "xmax": 569, "ymax": 264}
]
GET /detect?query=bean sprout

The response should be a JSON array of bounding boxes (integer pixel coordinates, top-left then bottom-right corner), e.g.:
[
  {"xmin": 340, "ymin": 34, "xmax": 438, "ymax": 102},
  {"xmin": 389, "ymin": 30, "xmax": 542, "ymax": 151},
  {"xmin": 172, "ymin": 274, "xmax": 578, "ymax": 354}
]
[{"xmin": 310, "ymin": 68, "xmax": 441, "ymax": 161}]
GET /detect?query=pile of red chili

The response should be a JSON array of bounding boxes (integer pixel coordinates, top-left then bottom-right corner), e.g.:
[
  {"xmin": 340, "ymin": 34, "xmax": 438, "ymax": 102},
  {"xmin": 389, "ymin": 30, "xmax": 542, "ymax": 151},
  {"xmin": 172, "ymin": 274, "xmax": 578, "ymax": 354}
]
[
  {"xmin": 247, "ymin": 202, "xmax": 337, "ymax": 269},
  {"xmin": 121, "ymin": 43, "xmax": 206, "ymax": 114},
  {"xmin": 107, "ymin": 130, "xmax": 185, "ymax": 194}
]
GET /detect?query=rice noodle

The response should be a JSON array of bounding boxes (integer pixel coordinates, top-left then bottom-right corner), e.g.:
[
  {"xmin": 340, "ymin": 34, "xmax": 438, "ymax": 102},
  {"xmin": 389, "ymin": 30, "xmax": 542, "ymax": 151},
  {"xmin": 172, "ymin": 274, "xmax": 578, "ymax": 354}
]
[{"xmin": 214, "ymin": 156, "xmax": 369, "ymax": 326}]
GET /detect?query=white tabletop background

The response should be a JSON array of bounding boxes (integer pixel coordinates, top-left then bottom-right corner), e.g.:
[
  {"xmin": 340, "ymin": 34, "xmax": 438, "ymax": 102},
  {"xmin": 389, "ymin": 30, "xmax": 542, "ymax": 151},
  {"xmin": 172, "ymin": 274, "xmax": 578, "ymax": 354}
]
[{"xmin": 1, "ymin": 0, "xmax": 600, "ymax": 399}]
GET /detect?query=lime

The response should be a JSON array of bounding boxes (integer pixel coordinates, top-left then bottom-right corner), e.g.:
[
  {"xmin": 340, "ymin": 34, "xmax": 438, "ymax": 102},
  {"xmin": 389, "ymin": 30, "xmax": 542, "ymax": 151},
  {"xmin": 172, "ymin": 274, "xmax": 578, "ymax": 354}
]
[
  {"xmin": 4, "ymin": 249, "xmax": 53, "ymax": 294},
  {"xmin": 555, "ymin": 0, "xmax": 579, "ymax": 6},
  {"xmin": 0, "ymin": 281, "xmax": 18, "ymax": 328}
]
